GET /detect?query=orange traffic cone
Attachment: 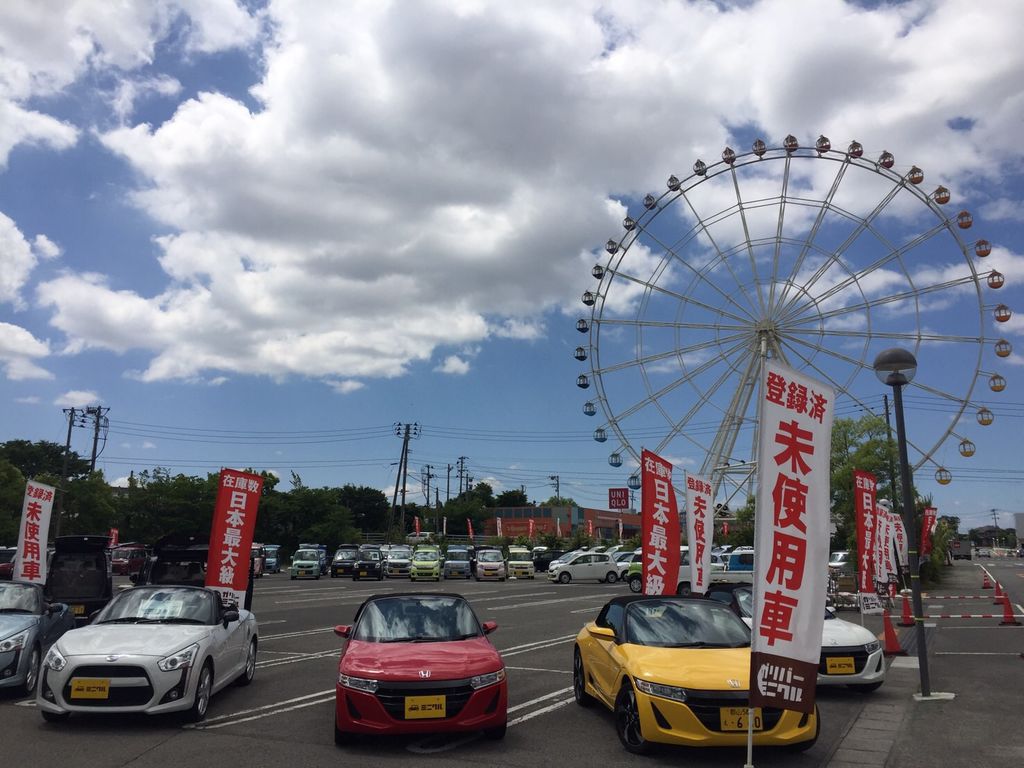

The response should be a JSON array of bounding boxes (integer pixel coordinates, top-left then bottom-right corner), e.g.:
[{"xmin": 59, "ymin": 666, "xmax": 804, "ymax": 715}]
[
  {"xmin": 994, "ymin": 581, "xmax": 1004, "ymax": 604},
  {"xmin": 982, "ymin": 572, "xmax": 993, "ymax": 589},
  {"xmin": 899, "ymin": 592, "xmax": 914, "ymax": 627},
  {"xmin": 1000, "ymin": 594, "xmax": 1021, "ymax": 626},
  {"xmin": 882, "ymin": 609, "xmax": 907, "ymax": 656}
]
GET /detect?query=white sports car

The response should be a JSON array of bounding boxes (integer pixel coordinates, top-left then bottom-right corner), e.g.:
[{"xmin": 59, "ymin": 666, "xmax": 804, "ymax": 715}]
[
  {"xmin": 37, "ymin": 584, "xmax": 258, "ymax": 722},
  {"xmin": 709, "ymin": 583, "xmax": 885, "ymax": 692}
]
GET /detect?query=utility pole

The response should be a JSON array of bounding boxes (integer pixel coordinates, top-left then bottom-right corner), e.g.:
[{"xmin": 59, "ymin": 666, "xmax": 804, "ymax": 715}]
[
  {"xmin": 54, "ymin": 407, "xmax": 78, "ymax": 538},
  {"xmin": 549, "ymin": 474, "xmax": 560, "ymax": 501},
  {"xmin": 446, "ymin": 463, "xmax": 453, "ymax": 502},
  {"xmin": 422, "ymin": 464, "xmax": 435, "ymax": 505},
  {"xmin": 457, "ymin": 456, "xmax": 468, "ymax": 495},
  {"xmin": 388, "ymin": 423, "xmax": 420, "ymax": 541},
  {"xmin": 85, "ymin": 405, "xmax": 110, "ymax": 472}
]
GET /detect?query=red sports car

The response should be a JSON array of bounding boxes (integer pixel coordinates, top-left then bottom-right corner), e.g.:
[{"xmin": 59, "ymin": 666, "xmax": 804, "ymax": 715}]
[{"xmin": 333, "ymin": 593, "xmax": 507, "ymax": 744}]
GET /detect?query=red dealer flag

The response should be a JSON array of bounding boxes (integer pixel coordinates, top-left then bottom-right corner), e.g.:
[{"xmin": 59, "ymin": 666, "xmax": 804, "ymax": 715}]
[
  {"xmin": 684, "ymin": 473, "xmax": 713, "ymax": 595},
  {"xmin": 640, "ymin": 449, "xmax": 681, "ymax": 596},
  {"xmin": 920, "ymin": 507, "xmax": 938, "ymax": 557},
  {"xmin": 528, "ymin": 518, "xmax": 535, "ymax": 539},
  {"xmin": 414, "ymin": 515, "xmax": 421, "ymax": 535},
  {"xmin": 468, "ymin": 518, "xmax": 475, "ymax": 541},
  {"xmin": 853, "ymin": 470, "xmax": 877, "ymax": 605},
  {"xmin": 206, "ymin": 469, "xmax": 263, "ymax": 607},
  {"xmin": 587, "ymin": 518, "xmax": 593, "ymax": 538},
  {"xmin": 750, "ymin": 361, "xmax": 834, "ymax": 715},
  {"xmin": 13, "ymin": 480, "xmax": 56, "ymax": 585}
]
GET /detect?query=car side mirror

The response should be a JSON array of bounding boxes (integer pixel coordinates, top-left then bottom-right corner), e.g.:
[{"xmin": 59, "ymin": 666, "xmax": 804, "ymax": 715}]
[
  {"xmin": 481, "ymin": 620, "xmax": 498, "ymax": 635},
  {"xmin": 223, "ymin": 609, "xmax": 240, "ymax": 625},
  {"xmin": 587, "ymin": 625, "xmax": 615, "ymax": 640},
  {"xmin": 334, "ymin": 624, "xmax": 352, "ymax": 639}
]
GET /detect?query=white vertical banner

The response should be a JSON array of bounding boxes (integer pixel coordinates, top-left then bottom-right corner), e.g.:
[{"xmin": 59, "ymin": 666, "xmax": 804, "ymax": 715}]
[
  {"xmin": 684, "ymin": 473, "xmax": 713, "ymax": 594},
  {"xmin": 891, "ymin": 511, "xmax": 909, "ymax": 568},
  {"xmin": 875, "ymin": 501, "xmax": 898, "ymax": 596},
  {"xmin": 443, "ymin": 516, "xmax": 447, "ymax": 537},
  {"xmin": 13, "ymin": 480, "xmax": 57, "ymax": 585},
  {"xmin": 496, "ymin": 517, "xmax": 503, "ymax": 537},
  {"xmin": 750, "ymin": 361, "xmax": 834, "ymax": 715}
]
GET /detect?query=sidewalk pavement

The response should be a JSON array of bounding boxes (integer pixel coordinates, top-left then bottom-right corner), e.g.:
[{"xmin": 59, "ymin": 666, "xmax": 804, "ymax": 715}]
[{"xmin": 825, "ymin": 560, "xmax": 1024, "ymax": 767}]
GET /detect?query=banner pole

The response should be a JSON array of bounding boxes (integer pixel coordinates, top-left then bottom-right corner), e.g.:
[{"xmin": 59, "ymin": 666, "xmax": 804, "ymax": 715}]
[{"xmin": 744, "ymin": 706, "xmax": 754, "ymax": 768}]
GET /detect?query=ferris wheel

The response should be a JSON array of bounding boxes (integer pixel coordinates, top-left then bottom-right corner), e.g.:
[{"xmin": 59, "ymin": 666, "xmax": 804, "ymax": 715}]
[{"xmin": 575, "ymin": 134, "xmax": 1011, "ymax": 506}]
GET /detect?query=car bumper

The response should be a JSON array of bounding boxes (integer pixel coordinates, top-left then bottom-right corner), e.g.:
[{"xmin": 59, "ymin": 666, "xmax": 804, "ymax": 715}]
[
  {"xmin": 443, "ymin": 567, "xmax": 470, "ymax": 578},
  {"xmin": 508, "ymin": 566, "xmax": 534, "ymax": 578},
  {"xmin": 0, "ymin": 648, "xmax": 30, "ymax": 689},
  {"xmin": 409, "ymin": 569, "xmax": 440, "ymax": 580},
  {"xmin": 290, "ymin": 568, "xmax": 319, "ymax": 578},
  {"xmin": 476, "ymin": 569, "xmax": 505, "ymax": 580},
  {"xmin": 386, "ymin": 565, "xmax": 411, "ymax": 577},
  {"xmin": 37, "ymin": 654, "xmax": 198, "ymax": 716},
  {"xmin": 336, "ymin": 680, "xmax": 507, "ymax": 736},
  {"xmin": 633, "ymin": 689, "xmax": 817, "ymax": 747},
  {"xmin": 816, "ymin": 647, "xmax": 886, "ymax": 686}
]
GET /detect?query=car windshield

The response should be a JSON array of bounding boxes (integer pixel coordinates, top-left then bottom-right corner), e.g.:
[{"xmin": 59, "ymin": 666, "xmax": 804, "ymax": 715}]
[
  {"xmin": 295, "ymin": 550, "xmax": 319, "ymax": 560},
  {"xmin": 478, "ymin": 551, "xmax": 503, "ymax": 563},
  {"xmin": 361, "ymin": 551, "xmax": 381, "ymax": 561},
  {"xmin": 624, "ymin": 599, "xmax": 750, "ymax": 648},
  {"xmin": 0, "ymin": 583, "xmax": 41, "ymax": 613},
  {"xmin": 447, "ymin": 551, "xmax": 469, "ymax": 561},
  {"xmin": 413, "ymin": 551, "xmax": 438, "ymax": 562},
  {"xmin": 389, "ymin": 548, "xmax": 412, "ymax": 559},
  {"xmin": 353, "ymin": 596, "xmax": 482, "ymax": 642},
  {"xmin": 97, "ymin": 586, "xmax": 216, "ymax": 624},
  {"xmin": 335, "ymin": 551, "xmax": 358, "ymax": 560},
  {"xmin": 47, "ymin": 552, "xmax": 108, "ymax": 599}
]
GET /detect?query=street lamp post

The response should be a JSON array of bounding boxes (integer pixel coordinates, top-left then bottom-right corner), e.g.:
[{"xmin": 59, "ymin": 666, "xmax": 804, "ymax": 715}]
[{"xmin": 873, "ymin": 347, "xmax": 931, "ymax": 698}]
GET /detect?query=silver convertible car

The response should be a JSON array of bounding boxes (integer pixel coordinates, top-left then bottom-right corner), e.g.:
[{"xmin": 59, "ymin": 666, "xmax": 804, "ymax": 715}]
[
  {"xmin": 0, "ymin": 581, "xmax": 76, "ymax": 696},
  {"xmin": 37, "ymin": 584, "xmax": 258, "ymax": 722}
]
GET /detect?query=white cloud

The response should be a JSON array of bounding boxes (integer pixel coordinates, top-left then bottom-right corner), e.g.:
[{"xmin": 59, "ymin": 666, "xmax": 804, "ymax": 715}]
[
  {"xmin": 0, "ymin": 321, "xmax": 52, "ymax": 380},
  {"xmin": 14, "ymin": 395, "xmax": 39, "ymax": 404},
  {"xmin": 0, "ymin": 212, "xmax": 37, "ymax": 307},
  {"xmin": 327, "ymin": 379, "xmax": 364, "ymax": 395},
  {"xmin": 54, "ymin": 389, "xmax": 101, "ymax": 408},
  {"xmin": 32, "ymin": 234, "xmax": 61, "ymax": 260},
  {"xmin": 435, "ymin": 356, "xmax": 470, "ymax": 375},
  {"xmin": 142, "ymin": 441, "xmax": 157, "ymax": 449},
  {"xmin": 2, "ymin": 0, "xmax": 1020, "ymax": 390}
]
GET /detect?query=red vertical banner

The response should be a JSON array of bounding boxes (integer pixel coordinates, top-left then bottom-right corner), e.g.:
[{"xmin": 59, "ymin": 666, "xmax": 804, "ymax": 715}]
[
  {"xmin": 467, "ymin": 518, "xmax": 475, "ymax": 541},
  {"xmin": 920, "ymin": 507, "xmax": 938, "ymax": 557},
  {"xmin": 586, "ymin": 518, "xmax": 593, "ymax": 538},
  {"xmin": 640, "ymin": 449, "xmax": 681, "ymax": 595},
  {"xmin": 527, "ymin": 518, "xmax": 535, "ymax": 539},
  {"xmin": 684, "ymin": 473, "xmax": 713, "ymax": 595},
  {"xmin": 108, "ymin": 528, "xmax": 119, "ymax": 547},
  {"xmin": 853, "ymin": 470, "xmax": 877, "ymax": 596},
  {"xmin": 414, "ymin": 515, "xmax": 421, "ymax": 535},
  {"xmin": 13, "ymin": 480, "xmax": 56, "ymax": 585},
  {"xmin": 750, "ymin": 361, "xmax": 834, "ymax": 715},
  {"xmin": 206, "ymin": 469, "xmax": 263, "ymax": 607}
]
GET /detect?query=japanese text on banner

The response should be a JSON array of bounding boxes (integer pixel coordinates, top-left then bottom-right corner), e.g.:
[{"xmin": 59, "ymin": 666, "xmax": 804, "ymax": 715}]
[
  {"xmin": 640, "ymin": 449, "xmax": 680, "ymax": 596},
  {"xmin": 205, "ymin": 469, "xmax": 263, "ymax": 607}
]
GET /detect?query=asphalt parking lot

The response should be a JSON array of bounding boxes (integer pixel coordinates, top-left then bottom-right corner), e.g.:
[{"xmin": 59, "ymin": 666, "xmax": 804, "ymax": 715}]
[{"xmin": 0, "ymin": 570, "xmax": 908, "ymax": 768}]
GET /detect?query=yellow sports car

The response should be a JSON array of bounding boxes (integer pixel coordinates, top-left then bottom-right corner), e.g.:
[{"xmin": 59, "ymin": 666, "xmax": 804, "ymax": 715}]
[{"xmin": 573, "ymin": 595, "xmax": 818, "ymax": 754}]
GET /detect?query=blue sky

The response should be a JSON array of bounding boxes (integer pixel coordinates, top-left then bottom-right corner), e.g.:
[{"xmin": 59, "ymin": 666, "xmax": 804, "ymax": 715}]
[{"xmin": 1, "ymin": 0, "xmax": 1022, "ymax": 533}]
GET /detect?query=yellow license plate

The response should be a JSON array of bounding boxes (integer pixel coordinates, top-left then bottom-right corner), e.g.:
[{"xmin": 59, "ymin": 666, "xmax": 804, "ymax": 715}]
[
  {"xmin": 359, "ymin": 571, "xmax": 368, "ymax": 576},
  {"xmin": 71, "ymin": 604, "xmax": 85, "ymax": 616},
  {"xmin": 299, "ymin": 570, "xmax": 309, "ymax": 575},
  {"xmin": 826, "ymin": 656, "xmax": 856, "ymax": 674},
  {"xmin": 404, "ymin": 695, "xmax": 446, "ymax": 719},
  {"xmin": 70, "ymin": 678, "xmax": 110, "ymax": 699},
  {"xmin": 720, "ymin": 707, "xmax": 763, "ymax": 731}
]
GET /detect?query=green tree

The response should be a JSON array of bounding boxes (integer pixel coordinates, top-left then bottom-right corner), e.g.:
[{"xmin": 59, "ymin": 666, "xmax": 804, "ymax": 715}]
[
  {"xmin": 495, "ymin": 489, "xmax": 529, "ymax": 507},
  {"xmin": 829, "ymin": 415, "xmax": 896, "ymax": 550},
  {"xmin": 0, "ymin": 459, "xmax": 26, "ymax": 543},
  {"xmin": 338, "ymin": 484, "xmax": 390, "ymax": 532},
  {"xmin": 0, "ymin": 439, "xmax": 90, "ymax": 479},
  {"xmin": 60, "ymin": 471, "xmax": 117, "ymax": 535}
]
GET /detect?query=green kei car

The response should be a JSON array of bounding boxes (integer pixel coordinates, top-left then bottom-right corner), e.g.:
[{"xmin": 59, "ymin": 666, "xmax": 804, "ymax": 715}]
[
  {"xmin": 409, "ymin": 548, "xmax": 441, "ymax": 581},
  {"xmin": 290, "ymin": 548, "xmax": 322, "ymax": 580}
]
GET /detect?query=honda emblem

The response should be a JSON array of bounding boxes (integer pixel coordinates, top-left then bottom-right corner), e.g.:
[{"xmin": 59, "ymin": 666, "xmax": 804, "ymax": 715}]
[{"xmin": 419, "ymin": 670, "xmax": 431, "ymax": 679}]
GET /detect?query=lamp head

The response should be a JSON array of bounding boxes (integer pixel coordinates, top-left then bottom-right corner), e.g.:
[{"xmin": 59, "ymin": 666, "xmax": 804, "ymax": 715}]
[{"xmin": 873, "ymin": 347, "xmax": 917, "ymax": 386}]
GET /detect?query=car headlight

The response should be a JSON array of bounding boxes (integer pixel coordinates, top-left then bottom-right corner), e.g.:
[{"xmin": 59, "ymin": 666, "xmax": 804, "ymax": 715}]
[
  {"xmin": 43, "ymin": 645, "xmax": 67, "ymax": 671},
  {"xmin": 634, "ymin": 677, "xmax": 688, "ymax": 703},
  {"xmin": 864, "ymin": 640, "xmax": 881, "ymax": 654},
  {"xmin": 470, "ymin": 668, "xmax": 506, "ymax": 690},
  {"xmin": 158, "ymin": 643, "xmax": 199, "ymax": 672},
  {"xmin": 339, "ymin": 673, "xmax": 378, "ymax": 693},
  {"xmin": 0, "ymin": 630, "xmax": 29, "ymax": 654}
]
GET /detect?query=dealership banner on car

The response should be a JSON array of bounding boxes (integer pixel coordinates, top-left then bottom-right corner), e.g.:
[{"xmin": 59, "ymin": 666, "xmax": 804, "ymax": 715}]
[
  {"xmin": 750, "ymin": 361, "xmax": 834, "ymax": 715},
  {"xmin": 640, "ymin": 449, "xmax": 681, "ymax": 596},
  {"xmin": 853, "ymin": 469, "xmax": 877, "ymax": 608},
  {"xmin": 13, "ymin": 480, "xmax": 56, "ymax": 584},
  {"xmin": 206, "ymin": 469, "xmax": 263, "ymax": 607},
  {"xmin": 684, "ymin": 473, "xmax": 713, "ymax": 595},
  {"xmin": 920, "ymin": 507, "xmax": 938, "ymax": 557}
]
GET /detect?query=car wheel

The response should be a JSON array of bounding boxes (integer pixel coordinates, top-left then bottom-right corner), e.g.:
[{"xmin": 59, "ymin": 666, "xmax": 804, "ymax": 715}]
[
  {"xmin": 614, "ymin": 682, "xmax": 650, "ymax": 755},
  {"xmin": 18, "ymin": 644, "xmax": 40, "ymax": 697},
  {"xmin": 605, "ymin": 571, "xmax": 618, "ymax": 584},
  {"xmin": 41, "ymin": 709, "xmax": 70, "ymax": 723},
  {"xmin": 188, "ymin": 662, "xmax": 214, "ymax": 723},
  {"xmin": 558, "ymin": 571, "xmax": 571, "ymax": 584},
  {"xmin": 483, "ymin": 722, "xmax": 507, "ymax": 740},
  {"xmin": 628, "ymin": 574, "xmax": 642, "ymax": 593},
  {"xmin": 849, "ymin": 681, "xmax": 884, "ymax": 693},
  {"xmin": 573, "ymin": 648, "xmax": 595, "ymax": 708},
  {"xmin": 236, "ymin": 638, "xmax": 257, "ymax": 686}
]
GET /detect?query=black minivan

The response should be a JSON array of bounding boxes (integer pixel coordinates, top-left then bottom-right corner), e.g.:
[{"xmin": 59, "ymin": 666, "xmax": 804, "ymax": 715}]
[{"xmin": 44, "ymin": 534, "xmax": 114, "ymax": 623}]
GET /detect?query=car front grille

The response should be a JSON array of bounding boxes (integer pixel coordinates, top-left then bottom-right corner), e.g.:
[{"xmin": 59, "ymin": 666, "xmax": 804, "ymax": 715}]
[
  {"xmin": 64, "ymin": 664, "xmax": 154, "ymax": 707},
  {"xmin": 679, "ymin": 689, "xmax": 784, "ymax": 732},
  {"xmin": 819, "ymin": 646, "xmax": 869, "ymax": 674},
  {"xmin": 375, "ymin": 678, "xmax": 474, "ymax": 720}
]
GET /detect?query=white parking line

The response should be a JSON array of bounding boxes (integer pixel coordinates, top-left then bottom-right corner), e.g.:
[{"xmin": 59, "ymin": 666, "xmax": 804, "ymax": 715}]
[
  {"xmin": 489, "ymin": 595, "xmax": 612, "ymax": 611},
  {"xmin": 508, "ymin": 696, "xmax": 574, "ymax": 725},
  {"xmin": 506, "ymin": 666, "xmax": 571, "ymax": 674}
]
